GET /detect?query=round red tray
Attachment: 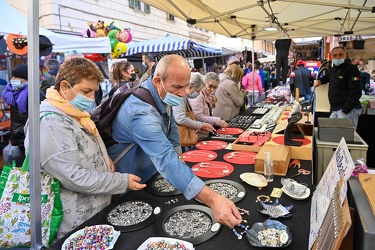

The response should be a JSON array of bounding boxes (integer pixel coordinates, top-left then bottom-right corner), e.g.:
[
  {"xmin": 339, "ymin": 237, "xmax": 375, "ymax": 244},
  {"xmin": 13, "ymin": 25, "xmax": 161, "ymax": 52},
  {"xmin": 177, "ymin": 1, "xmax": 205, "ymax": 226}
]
[
  {"xmin": 195, "ymin": 140, "xmax": 228, "ymax": 151},
  {"xmin": 272, "ymin": 135, "xmax": 311, "ymax": 146},
  {"xmin": 223, "ymin": 151, "xmax": 257, "ymax": 165},
  {"xmin": 191, "ymin": 161, "xmax": 234, "ymax": 178},
  {"xmin": 181, "ymin": 150, "xmax": 218, "ymax": 162},
  {"xmin": 216, "ymin": 128, "xmax": 244, "ymax": 135}
]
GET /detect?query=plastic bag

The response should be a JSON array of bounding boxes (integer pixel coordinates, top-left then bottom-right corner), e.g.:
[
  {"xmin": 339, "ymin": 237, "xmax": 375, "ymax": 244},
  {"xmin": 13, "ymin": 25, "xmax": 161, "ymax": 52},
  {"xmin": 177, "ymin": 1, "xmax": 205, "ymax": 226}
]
[{"xmin": 351, "ymin": 157, "xmax": 368, "ymax": 176}]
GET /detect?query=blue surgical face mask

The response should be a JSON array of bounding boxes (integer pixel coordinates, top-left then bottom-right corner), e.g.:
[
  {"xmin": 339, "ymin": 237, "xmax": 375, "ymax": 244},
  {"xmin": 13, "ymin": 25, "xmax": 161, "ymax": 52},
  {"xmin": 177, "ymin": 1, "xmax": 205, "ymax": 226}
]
[
  {"xmin": 66, "ymin": 83, "xmax": 95, "ymax": 111},
  {"xmin": 332, "ymin": 58, "xmax": 345, "ymax": 67},
  {"xmin": 10, "ymin": 80, "xmax": 25, "ymax": 90},
  {"xmin": 142, "ymin": 61, "xmax": 147, "ymax": 68},
  {"xmin": 160, "ymin": 79, "xmax": 183, "ymax": 106}
]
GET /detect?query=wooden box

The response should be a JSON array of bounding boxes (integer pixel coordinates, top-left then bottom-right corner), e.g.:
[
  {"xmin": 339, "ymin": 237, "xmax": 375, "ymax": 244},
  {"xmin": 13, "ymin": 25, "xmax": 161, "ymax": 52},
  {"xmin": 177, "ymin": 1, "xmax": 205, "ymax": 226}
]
[{"xmin": 254, "ymin": 144, "xmax": 291, "ymax": 176}]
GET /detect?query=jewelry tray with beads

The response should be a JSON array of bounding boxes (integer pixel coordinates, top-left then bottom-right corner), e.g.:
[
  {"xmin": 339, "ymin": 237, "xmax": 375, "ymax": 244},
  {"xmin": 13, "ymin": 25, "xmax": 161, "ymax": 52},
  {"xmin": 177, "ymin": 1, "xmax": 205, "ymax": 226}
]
[
  {"xmin": 154, "ymin": 204, "xmax": 221, "ymax": 245},
  {"xmin": 62, "ymin": 225, "xmax": 120, "ymax": 250},
  {"xmin": 97, "ymin": 196, "xmax": 162, "ymax": 232},
  {"xmin": 145, "ymin": 173, "xmax": 182, "ymax": 196},
  {"xmin": 137, "ymin": 237, "xmax": 194, "ymax": 250}
]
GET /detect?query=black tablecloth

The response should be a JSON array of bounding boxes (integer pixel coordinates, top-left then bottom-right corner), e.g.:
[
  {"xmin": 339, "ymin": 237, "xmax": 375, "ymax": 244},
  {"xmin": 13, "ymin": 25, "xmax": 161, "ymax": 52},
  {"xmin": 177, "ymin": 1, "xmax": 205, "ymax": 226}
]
[{"xmin": 48, "ymin": 147, "xmax": 312, "ymax": 250}]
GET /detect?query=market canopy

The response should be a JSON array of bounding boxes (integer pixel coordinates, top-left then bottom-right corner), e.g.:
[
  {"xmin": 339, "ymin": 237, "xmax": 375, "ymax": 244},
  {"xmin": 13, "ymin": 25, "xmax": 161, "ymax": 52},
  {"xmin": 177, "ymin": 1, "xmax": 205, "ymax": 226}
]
[
  {"xmin": 141, "ymin": 0, "xmax": 375, "ymax": 40},
  {"xmin": 0, "ymin": 0, "xmax": 111, "ymax": 54},
  {"xmin": 124, "ymin": 34, "xmax": 223, "ymax": 59}
]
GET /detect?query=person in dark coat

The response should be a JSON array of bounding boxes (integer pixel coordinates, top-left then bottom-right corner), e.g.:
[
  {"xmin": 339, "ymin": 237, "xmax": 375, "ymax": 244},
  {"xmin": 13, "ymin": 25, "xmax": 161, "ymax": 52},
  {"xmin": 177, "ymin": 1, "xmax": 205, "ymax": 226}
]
[
  {"xmin": 314, "ymin": 47, "xmax": 362, "ymax": 129},
  {"xmin": 289, "ymin": 60, "xmax": 314, "ymax": 102},
  {"xmin": 2, "ymin": 64, "xmax": 45, "ymax": 165}
]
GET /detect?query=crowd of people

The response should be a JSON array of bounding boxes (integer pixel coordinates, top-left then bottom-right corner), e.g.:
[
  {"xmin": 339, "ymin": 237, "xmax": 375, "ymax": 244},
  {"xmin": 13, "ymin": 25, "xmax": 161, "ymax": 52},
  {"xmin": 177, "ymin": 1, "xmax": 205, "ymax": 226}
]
[{"xmin": 0, "ymin": 46, "xmax": 370, "ymax": 243}]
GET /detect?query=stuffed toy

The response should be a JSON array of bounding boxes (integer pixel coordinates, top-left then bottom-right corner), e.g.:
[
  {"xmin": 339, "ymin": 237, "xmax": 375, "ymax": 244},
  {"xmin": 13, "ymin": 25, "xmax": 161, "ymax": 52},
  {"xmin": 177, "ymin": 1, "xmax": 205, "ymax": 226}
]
[
  {"xmin": 87, "ymin": 20, "xmax": 109, "ymax": 37},
  {"xmin": 107, "ymin": 30, "xmax": 119, "ymax": 50},
  {"xmin": 112, "ymin": 42, "xmax": 127, "ymax": 58}
]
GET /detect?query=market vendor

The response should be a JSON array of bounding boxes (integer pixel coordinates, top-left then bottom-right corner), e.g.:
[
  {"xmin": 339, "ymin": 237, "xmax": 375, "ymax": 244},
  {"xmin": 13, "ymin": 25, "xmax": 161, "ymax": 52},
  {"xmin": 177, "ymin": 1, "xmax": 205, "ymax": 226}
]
[
  {"xmin": 108, "ymin": 54, "xmax": 243, "ymax": 228},
  {"xmin": 314, "ymin": 46, "xmax": 362, "ymax": 129}
]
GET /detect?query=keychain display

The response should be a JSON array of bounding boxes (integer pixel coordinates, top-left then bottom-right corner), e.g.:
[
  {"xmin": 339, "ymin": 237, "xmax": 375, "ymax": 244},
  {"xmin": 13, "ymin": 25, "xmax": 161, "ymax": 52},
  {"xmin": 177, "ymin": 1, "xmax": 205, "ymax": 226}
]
[
  {"xmin": 223, "ymin": 151, "xmax": 257, "ymax": 165},
  {"xmin": 191, "ymin": 161, "xmax": 234, "ymax": 178},
  {"xmin": 181, "ymin": 150, "xmax": 217, "ymax": 162},
  {"xmin": 195, "ymin": 140, "xmax": 228, "ymax": 150}
]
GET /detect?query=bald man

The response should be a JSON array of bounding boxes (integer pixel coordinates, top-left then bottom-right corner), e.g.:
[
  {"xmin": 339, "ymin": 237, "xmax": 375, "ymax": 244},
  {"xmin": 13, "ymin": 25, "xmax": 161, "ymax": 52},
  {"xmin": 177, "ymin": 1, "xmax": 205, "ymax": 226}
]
[{"xmin": 108, "ymin": 55, "xmax": 242, "ymax": 228}]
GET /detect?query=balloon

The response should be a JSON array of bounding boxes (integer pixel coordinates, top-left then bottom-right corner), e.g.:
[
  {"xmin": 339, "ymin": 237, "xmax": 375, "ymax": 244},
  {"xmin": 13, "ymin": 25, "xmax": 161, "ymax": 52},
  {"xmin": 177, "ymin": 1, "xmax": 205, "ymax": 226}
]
[
  {"xmin": 117, "ymin": 29, "xmax": 132, "ymax": 43},
  {"xmin": 84, "ymin": 53, "xmax": 106, "ymax": 62},
  {"xmin": 107, "ymin": 30, "xmax": 119, "ymax": 51},
  {"xmin": 112, "ymin": 42, "xmax": 127, "ymax": 58}
]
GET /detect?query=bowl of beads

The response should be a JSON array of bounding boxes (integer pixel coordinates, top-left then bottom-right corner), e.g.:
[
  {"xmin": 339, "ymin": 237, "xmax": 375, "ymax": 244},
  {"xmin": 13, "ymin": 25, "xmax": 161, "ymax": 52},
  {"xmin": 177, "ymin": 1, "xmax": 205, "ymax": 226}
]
[
  {"xmin": 62, "ymin": 225, "xmax": 120, "ymax": 250},
  {"xmin": 257, "ymin": 199, "xmax": 293, "ymax": 219},
  {"xmin": 246, "ymin": 219, "xmax": 292, "ymax": 248},
  {"xmin": 137, "ymin": 237, "xmax": 194, "ymax": 250}
]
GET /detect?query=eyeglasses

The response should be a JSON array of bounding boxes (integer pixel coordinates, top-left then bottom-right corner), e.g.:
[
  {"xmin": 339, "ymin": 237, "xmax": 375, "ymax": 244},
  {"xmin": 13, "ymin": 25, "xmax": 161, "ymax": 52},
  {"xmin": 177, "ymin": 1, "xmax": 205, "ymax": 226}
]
[
  {"xmin": 64, "ymin": 50, "xmax": 83, "ymax": 57},
  {"xmin": 206, "ymin": 83, "xmax": 218, "ymax": 89}
]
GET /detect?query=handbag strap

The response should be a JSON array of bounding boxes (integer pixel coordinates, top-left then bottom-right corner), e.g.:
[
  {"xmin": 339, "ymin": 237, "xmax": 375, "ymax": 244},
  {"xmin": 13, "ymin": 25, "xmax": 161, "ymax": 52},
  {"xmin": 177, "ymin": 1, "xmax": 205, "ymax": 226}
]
[{"xmin": 185, "ymin": 98, "xmax": 193, "ymax": 112}]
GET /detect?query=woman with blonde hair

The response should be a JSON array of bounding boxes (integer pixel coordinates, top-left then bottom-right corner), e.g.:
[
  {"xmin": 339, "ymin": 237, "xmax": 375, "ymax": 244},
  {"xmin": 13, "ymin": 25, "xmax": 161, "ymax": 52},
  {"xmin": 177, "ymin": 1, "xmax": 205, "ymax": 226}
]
[{"xmin": 213, "ymin": 64, "xmax": 247, "ymax": 121}]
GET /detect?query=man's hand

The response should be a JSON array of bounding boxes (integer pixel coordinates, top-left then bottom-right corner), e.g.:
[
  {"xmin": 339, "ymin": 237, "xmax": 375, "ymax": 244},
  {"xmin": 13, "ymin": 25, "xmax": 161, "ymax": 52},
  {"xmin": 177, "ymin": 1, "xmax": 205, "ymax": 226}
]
[
  {"xmin": 128, "ymin": 174, "xmax": 146, "ymax": 190},
  {"xmin": 109, "ymin": 158, "xmax": 115, "ymax": 173},
  {"xmin": 314, "ymin": 80, "xmax": 321, "ymax": 87},
  {"xmin": 195, "ymin": 186, "xmax": 242, "ymax": 228}
]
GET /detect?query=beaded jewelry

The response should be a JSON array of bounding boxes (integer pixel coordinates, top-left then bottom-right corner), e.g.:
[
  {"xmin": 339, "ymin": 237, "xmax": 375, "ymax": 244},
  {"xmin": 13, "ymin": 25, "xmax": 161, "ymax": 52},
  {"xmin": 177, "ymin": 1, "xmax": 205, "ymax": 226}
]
[
  {"xmin": 231, "ymin": 223, "xmax": 249, "ymax": 240},
  {"xmin": 237, "ymin": 207, "xmax": 250, "ymax": 215}
]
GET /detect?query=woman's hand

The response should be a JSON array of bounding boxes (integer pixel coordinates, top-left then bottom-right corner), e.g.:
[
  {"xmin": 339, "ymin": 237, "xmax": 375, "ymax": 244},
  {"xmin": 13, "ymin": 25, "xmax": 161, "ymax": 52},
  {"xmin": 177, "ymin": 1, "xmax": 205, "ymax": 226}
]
[
  {"xmin": 201, "ymin": 123, "xmax": 214, "ymax": 132},
  {"xmin": 128, "ymin": 174, "xmax": 146, "ymax": 190},
  {"xmin": 219, "ymin": 120, "xmax": 228, "ymax": 128}
]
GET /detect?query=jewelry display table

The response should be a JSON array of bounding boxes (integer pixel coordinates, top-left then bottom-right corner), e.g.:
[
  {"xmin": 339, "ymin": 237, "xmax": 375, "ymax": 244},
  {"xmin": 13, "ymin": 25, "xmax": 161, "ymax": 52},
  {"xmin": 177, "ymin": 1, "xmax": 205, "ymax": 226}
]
[{"xmin": 48, "ymin": 149, "xmax": 312, "ymax": 250}]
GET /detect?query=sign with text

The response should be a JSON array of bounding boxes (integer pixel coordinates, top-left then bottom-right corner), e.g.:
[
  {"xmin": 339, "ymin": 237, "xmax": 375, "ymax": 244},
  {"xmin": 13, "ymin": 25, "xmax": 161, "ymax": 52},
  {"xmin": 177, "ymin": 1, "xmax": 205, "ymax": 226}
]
[{"xmin": 308, "ymin": 138, "xmax": 355, "ymax": 249}]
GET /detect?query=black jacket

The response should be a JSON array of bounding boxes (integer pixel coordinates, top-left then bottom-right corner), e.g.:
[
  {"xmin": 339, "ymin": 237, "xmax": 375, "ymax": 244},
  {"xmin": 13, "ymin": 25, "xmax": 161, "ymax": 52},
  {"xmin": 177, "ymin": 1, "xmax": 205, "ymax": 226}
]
[
  {"xmin": 319, "ymin": 61, "xmax": 361, "ymax": 114},
  {"xmin": 290, "ymin": 66, "xmax": 314, "ymax": 96}
]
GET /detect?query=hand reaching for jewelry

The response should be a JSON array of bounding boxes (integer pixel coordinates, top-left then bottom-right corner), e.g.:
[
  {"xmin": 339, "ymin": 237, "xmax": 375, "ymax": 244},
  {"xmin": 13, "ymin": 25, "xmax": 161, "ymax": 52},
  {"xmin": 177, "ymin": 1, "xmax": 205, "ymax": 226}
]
[
  {"xmin": 128, "ymin": 174, "xmax": 146, "ymax": 191},
  {"xmin": 201, "ymin": 123, "xmax": 215, "ymax": 132},
  {"xmin": 219, "ymin": 120, "xmax": 228, "ymax": 128},
  {"xmin": 195, "ymin": 186, "xmax": 242, "ymax": 228}
]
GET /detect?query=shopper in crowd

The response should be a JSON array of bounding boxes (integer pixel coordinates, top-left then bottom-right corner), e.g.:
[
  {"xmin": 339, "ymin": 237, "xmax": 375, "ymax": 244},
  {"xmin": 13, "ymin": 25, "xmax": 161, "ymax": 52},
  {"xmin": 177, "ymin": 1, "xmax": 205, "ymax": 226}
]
[
  {"xmin": 40, "ymin": 59, "xmax": 60, "ymax": 93},
  {"xmin": 109, "ymin": 60, "xmax": 139, "ymax": 96},
  {"xmin": 314, "ymin": 46, "xmax": 362, "ymax": 129},
  {"xmin": 289, "ymin": 60, "xmax": 314, "ymax": 103},
  {"xmin": 244, "ymin": 61, "xmax": 252, "ymax": 75},
  {"xmin": 213, "ymin": 64, "xmax": 247, "ymax": 121},
  {"xmin": 24, "ymin": 57, "xmax": 145, "ymax": 240},
  {"xmin": 2, "ymin": 64, "xmax": 46, "ymax": 166},
  {"xmin": 242, "ymin": 62, "xmax": 264, "ymax": 104},
  {"xmin": 107, "ymin": 54, "xmax": 242, "ymax": 228},
  {"xmin": 190, "ymin": 72, "xmax": 228, "ymax": 139},
  {"xmin": 173, "ymin": 72, "xmax": 215, "ymax": 142},
  {"xmin": 263, "ymin": 64, "xmax": 271, "ymax": 91},
  {"xmin": 140, "ymin": 52, "xmax": 156, "ymax": 83}
]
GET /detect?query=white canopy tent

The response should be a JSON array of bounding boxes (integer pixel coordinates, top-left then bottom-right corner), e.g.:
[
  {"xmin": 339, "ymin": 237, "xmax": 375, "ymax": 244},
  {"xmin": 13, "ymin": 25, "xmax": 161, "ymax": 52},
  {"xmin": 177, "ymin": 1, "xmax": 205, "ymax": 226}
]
[
  {"xmin": 141, "ymin": 0, "xmax": 375, "ymax": 40},
  {"xmin": 0, "ymin": 0, "xmax": 111, "ymax": 54}
]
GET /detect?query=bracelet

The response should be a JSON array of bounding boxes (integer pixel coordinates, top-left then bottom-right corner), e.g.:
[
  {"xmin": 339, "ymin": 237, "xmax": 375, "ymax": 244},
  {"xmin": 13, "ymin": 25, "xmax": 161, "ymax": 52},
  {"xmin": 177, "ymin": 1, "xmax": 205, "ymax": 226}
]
[{"xmin": 256, "ymin": 195, "xmax": 272, "ymax": 203}]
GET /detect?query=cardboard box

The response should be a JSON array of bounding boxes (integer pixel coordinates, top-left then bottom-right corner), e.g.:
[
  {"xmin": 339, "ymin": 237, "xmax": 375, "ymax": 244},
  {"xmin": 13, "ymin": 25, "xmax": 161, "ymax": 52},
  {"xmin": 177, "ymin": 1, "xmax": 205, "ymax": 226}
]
[
  {"xmin": 318, "ymin": 117, "xmax": 354, "ymax": 142},
  {"xmin": 254, "ymin": 144, "xmax": 291, "ymax": 176},
  {"xmin": 313, "ymin": 128, "xmax": 368, "ymax": 184}
]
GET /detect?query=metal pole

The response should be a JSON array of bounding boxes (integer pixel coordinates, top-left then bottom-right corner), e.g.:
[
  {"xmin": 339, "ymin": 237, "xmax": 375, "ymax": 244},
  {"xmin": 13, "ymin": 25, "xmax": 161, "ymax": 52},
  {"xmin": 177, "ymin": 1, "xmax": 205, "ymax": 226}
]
[
  {"xmin": 251, "ymin": 39, "xmax": 255, "ymax": 106},
  {"xmin": 28, "ymin": 0, "xmax": 43, "ymax": 249}
]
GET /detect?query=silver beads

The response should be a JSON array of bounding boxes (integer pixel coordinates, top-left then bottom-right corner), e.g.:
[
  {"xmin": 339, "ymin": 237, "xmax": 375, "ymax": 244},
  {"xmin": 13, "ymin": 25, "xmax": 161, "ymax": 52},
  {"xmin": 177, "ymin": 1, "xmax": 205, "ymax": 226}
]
[
  {"xmin": 107, "ymin": 201, "xmax": 153, "ymax": 226},
  {"xmin": 207, "ymin": 182, "xmax": 238, "ymax": 200}
]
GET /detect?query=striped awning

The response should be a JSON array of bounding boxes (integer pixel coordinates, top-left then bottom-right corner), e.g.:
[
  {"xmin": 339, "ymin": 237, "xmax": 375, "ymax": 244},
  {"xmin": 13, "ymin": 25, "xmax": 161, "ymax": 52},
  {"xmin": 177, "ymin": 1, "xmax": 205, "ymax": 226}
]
[{"xmin": 124, "ymin": 35, "xmax": 222, "ymax": 59}]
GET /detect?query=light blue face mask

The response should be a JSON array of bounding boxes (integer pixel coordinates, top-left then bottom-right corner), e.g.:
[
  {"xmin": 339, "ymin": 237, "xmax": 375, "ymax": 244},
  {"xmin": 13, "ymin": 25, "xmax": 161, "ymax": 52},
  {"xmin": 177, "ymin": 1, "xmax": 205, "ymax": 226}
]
[
  {"xmin": 160, "ymin": 79, "xmax": 183, "ymax": 106},
  {"xmin": 67, "ymin": 83, "xmax": 95, "ymax": 111},
  {"xmin": 142, "ymin": 61, "xmax": 147, "ymax": 68},
  {"xmin": 332, "ymin": 58, "xmax": 345, "ymax": 67},
  {"xmin": 10, "ymin": 80, "xmax": 25, "ymax": 90}
]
